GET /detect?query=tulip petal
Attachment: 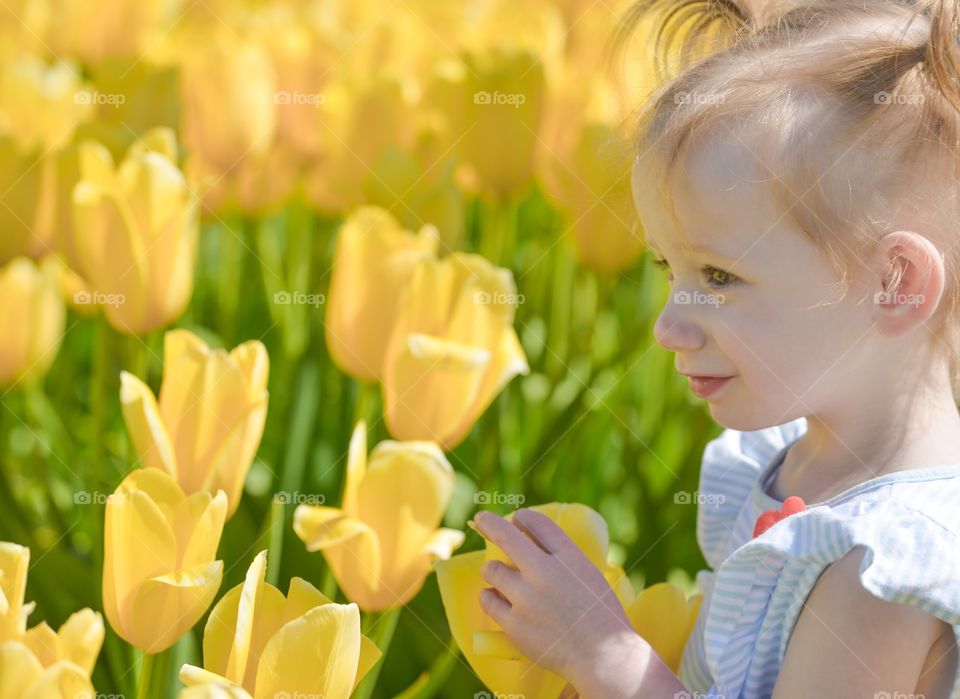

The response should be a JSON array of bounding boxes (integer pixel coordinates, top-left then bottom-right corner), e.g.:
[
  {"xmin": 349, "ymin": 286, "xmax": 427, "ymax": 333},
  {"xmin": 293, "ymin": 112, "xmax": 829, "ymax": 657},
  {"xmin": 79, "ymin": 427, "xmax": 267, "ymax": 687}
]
[
  {"xmin": 383, "ymin": 332, "xmax": 490, "ymax": 447},
  {"xmin": 0, "ymin": 641, "xmax": 43, "ymax": 695},
  {"xmin": 422, "ymin": 528, "xmax": 466, "ymax": 560},
  {"xmin": 103, "ymin": 477, "xmax": 178, "ymax": 646},
  {"xmin": 55, "ymin": 609, "xmax": 104, "ymax": 675},
  {"xmin": 625, "ymin": 583, "xmax": 702, "ymax": 675},
  {"xmin": 434, "ymin": 551, "xmax": 567, "ymax": 697},
  {"xmin": 341, "ymin": 420, "xmax": 367, "ymax": 516},
  {"xmin": 254, "ymin": 603, "xmax": 362, "ymax": 699},
  {"xmin": 292, "ymin": 506, "xmax": 382, "ymax": 602},
  {"xmin": 180, "ymin": 682, "xmax": 254, "ymax": 699},
  {"xmin": 24, "ymin": 660, "xmax": 94, "ymax": 699},
  {"xmin": 202, "ymin": 570, "xmax": 286, "ymax": 690},
  {"xmin": 182, "ymin": 491, "xmax": 228, "ymax": 569},
  {"xmin": 120, "ymin": 371, "xmax": 178, "ymax": 477},
  {"xmin": 473, "ymin": 630, "xmax": 523, "ymax": 660},
  {"xmin": 0, "ymin": 542, "xmax": 29, "ymax": 637},
  {"xmin": 487, "ymin": 503, "xmax": 609, "ymax": 571},
  {"xmin": 127, "ymin": 560, "xmax": 224, "ymax": 653}
]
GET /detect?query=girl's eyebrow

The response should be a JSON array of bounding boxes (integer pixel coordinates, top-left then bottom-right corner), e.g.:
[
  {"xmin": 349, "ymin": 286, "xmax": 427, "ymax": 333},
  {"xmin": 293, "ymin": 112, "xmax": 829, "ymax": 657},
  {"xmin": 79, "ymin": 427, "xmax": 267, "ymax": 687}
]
[{"xmin": 649, "ymin": 240, "xmax": 743, "ymax": 265}]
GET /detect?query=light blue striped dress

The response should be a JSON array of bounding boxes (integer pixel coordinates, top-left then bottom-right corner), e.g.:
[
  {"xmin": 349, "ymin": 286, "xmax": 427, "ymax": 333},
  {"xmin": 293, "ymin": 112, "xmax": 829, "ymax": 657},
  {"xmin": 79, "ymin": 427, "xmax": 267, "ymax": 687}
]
[{"xmin": 678, "ymin": 417, "xmax": 960, "ymax": 698}]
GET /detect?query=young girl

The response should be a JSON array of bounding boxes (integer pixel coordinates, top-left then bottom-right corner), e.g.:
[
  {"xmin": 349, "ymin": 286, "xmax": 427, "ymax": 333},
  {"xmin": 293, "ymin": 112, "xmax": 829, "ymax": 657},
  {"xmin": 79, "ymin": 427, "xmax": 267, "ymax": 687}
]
[{"xmin": 472, "ymin": 0, "xmax": 960, "ymax": 697}]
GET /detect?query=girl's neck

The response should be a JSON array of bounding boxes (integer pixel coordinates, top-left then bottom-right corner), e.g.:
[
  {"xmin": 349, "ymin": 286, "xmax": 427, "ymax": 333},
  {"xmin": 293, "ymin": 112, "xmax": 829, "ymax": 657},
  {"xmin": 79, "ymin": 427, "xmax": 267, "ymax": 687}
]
[{"xmin": 771, "ymin": 384, "xmax": 960, "ymax": 504}]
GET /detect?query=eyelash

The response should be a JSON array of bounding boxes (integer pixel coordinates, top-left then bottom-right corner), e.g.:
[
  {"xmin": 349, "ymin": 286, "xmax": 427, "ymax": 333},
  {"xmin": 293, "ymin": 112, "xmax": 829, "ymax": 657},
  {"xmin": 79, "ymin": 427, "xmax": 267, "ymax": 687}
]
[{"xmin": 652, "ymin": 257, "xmax": 740, "ymax": 289}]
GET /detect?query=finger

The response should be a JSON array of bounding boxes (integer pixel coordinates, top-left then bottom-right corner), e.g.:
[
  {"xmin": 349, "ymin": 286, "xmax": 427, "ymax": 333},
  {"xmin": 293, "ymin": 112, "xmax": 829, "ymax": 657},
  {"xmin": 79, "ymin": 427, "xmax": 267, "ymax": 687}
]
[
  {"xmin": 478, "ymin": 587, "xmax": 512, "ymax": 626},
  {"xmin": 512, "ymin": 509, "xmax": 583, "ymax": 562},
  {"xmin": 480, "ymin": 560, "xmax": 524, "ymax": 602},
  {"xmin": 474, "ymin": 511, "xmax": 547, "ymax": 571}
]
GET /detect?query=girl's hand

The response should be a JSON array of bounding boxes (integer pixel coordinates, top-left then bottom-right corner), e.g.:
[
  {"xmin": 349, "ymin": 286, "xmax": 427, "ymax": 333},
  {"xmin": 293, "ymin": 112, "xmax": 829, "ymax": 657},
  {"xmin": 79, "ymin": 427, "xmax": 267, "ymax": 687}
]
[{"xmin": 473, "ymin": 509, "xmax": 643, "ymax": 687}]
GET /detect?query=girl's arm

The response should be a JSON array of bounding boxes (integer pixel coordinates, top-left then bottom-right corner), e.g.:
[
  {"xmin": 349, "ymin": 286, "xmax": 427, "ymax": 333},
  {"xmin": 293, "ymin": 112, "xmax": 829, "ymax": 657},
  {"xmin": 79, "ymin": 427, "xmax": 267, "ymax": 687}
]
[
  {"xmin": 773, "ymin": 546, "xmax": 949, "ymax": 698},
  {"xmin": 473, "ymin": 510, "xmax": 692, "ymax": 699}
]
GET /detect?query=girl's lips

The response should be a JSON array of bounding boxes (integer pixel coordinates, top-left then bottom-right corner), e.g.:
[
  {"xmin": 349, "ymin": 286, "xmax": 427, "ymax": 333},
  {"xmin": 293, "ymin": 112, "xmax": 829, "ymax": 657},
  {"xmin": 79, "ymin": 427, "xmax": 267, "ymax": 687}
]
[{"xmin": 687, "ymin": 375, "xmax": 734, "ymax": 398}]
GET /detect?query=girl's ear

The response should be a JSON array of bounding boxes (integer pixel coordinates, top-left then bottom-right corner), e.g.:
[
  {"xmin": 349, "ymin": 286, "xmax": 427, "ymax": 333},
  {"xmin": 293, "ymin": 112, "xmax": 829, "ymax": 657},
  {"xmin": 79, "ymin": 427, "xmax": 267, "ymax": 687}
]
[{"xmin": 872, "ymin": 231, "xmax": 946, "ymax": 337}]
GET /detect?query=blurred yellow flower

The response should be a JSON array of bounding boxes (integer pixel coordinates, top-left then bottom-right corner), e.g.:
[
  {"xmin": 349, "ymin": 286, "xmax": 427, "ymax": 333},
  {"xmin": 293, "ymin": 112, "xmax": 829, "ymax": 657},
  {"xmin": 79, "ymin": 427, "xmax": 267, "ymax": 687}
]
[
  {"xmin": 325, "ymin": 206, "xmax": 439, "ymax": 383},
  {"xmin": 0, "ymin": 55, "xmax": 92, "ymax": 153},
  {"xmin": 626, "ymin": 581, "xmax": 702, "ymax": 674},
  {"xmin": 45, "ymin": 0, "xmax": 174, "ymax": 65},
  {"xmin": 436, "ymin": 503, "xmax": 702, "ymax": 696},
  {"xmin": 431, "ymin": 47, "xmax": 545, "ymax": 201},
  {"xmin": 293, "ymin": 420, "xmax": 464, "ymax": 611},
  {"xmin": 120, "ymin": 329, "xmax": 269, "ymax": 519},
  {"xmin": 69, "ymin": 127, "xmax": 198, "ymax": 335},
  {"xmin": 0, "ymin": 256, "xmax": 65, "ymax": 389},
  {"xmin": 179, "ymin": 550, "xmax": 382, "ymax": 699},
  {"xmin": 0, "ymin": 542, "xmax": 104, "ymax": 698},
  {"xmin": 382, "ymin": 252, "xmax": 528, "ymax": 450},
  {"xmin": 102, "ymin": 468, "xmax": 227, "ymax": 653},
  {"xmin": 177, "ymin": 27, "xmax": 276, "ymax": 175}
]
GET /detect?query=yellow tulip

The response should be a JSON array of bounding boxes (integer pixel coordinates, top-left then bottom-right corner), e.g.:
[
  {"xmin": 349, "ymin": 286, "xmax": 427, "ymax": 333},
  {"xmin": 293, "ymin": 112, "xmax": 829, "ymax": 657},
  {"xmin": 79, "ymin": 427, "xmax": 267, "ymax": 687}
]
[
  {"xmin": 120, "ymin": 329, "xmax": 269, "ymax": 519},
  {"xmin": 102, "ymin": 468, "xmax": 227, "ymax": 653},
  {"xmin": 45, "ymin": 0, "xmax": 173, "ymax": 65},
  {"xmin": 325, "ymin": 206, "xmax": 439, "ymax": 383},
  {"xmin": 70, "ymin": 127, "xmax": 199, "ymax": 335},
  {"xmin": 0, "ymin": 139, "xmax": 56, "ymax": 264},
  {"xmin": 0, "ymin": 55, "xmax": 91, "ymax": 264},
  {"xmin": 303, "ymin": 74, "xmax": 418, "ymax": 215},
  {"xmin": 179, "ymin": 550, "xmax": 382, "ymax": 699},
  {"xmin": 381, "ymin": 252, "xmax": 529, "ymax": 450},
  {"xmin": 0, "ymin": 256, "xmax": 65, "ymax": 389},
  {"xmin": 177, "ymin": 27, "xmax": 276, "ymax": 175},
  {"xmin": 293, "ymin": 420, "xmax": 465, "ymax": 612},
  {"xmin": 430, "ymin": 47, "xmax": 545, "ymax": 201},
  {"xmin": 626, "ymin": 582, "xmax": 702, "ymax": 675},
  {"xmin": 436, "ymin": 503, "xmax": 702, "ymax": 696},
  {"xmin": 0, "ymin": 542, "xmax": 104, "ymax": 698},
  {"xmin": 0, "ymin": 55, "xmax": 92, "ymax": 154}
]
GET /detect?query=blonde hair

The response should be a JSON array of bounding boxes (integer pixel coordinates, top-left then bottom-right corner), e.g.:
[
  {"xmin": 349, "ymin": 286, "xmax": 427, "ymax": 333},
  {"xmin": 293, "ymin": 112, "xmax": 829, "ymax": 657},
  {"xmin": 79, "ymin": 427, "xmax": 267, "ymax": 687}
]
[{"xmin": 612, "ymin": 0, "xmax": 960, "ymax": 401}]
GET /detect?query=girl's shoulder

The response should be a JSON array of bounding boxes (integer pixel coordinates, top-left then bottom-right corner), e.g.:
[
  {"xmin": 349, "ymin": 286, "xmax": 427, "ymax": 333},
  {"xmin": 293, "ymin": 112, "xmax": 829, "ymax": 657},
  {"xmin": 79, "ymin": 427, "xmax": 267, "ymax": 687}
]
[{"xmin": 695, "ymin": 417, "xmax": 808, "ymax": 567}]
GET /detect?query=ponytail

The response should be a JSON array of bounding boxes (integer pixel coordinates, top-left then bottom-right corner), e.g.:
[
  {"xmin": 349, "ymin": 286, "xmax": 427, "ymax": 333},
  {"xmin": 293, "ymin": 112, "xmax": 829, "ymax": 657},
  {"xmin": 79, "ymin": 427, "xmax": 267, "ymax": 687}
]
[
  {"xmin": 604, "ymin": 0, "xmax": 749, "ymax": 84},
  {"xmin": 925, "ymin": 0, "xmax": 960, "ymax": 117}
]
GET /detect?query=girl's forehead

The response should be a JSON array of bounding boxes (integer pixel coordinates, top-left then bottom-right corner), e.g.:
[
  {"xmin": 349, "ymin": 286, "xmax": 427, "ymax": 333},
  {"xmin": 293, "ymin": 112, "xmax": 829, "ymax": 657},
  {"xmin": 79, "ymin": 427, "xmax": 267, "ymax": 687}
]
[{"xmin": 632, "ymin": 132, "xmax": 789, "ymax": 256}]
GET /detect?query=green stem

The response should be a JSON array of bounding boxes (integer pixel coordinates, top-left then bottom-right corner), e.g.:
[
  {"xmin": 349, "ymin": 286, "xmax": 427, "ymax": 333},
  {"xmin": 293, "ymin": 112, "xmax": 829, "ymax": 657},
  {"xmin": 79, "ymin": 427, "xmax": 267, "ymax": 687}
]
[
  {"xmin": 266, "ymin": 495, "xmax": 285, "ymax": 587},
  {"xmin": 354, "ymin": 607, "xmax": 402, "ymax": 699},
  {"xmin": 321, "ymin": 564, "xmax": 339, "ymax": 600},
  {"xmin": 352, "ymin": 380, "xmax": 378, "ymax": 429},
  {"xmin": 391, "ymin": 638, "xmax": 460, "ymax": 699},
  {"xmin": 91, "ymin": 318, "xmax": 110, "ymax": 600},
  {"xmin": 137, "ymin": 652, "xmax": 156, "ymax": 699}
]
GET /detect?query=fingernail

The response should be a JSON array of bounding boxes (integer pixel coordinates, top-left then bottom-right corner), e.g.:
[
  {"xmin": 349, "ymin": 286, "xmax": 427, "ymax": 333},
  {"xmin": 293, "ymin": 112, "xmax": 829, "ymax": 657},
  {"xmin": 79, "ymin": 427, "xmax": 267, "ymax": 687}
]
[{"xmin": 467, "ymin": 519, "xmax": 487, "ymax": 538}]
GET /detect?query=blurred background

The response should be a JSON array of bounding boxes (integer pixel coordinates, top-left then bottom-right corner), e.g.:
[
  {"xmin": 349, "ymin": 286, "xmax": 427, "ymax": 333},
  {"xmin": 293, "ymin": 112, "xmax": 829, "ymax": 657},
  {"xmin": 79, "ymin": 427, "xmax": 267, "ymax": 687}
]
[{"xmin": 0, "ymin": 0, "xmax": 729, "ymax": 694}]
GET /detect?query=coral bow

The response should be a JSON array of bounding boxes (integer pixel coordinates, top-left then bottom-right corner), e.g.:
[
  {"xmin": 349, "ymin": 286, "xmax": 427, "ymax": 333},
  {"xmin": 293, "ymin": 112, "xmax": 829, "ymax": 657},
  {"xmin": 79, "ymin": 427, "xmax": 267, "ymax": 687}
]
[{"xmin": 752, "ymin": 496, "xmax": 806, "ymax": 538}]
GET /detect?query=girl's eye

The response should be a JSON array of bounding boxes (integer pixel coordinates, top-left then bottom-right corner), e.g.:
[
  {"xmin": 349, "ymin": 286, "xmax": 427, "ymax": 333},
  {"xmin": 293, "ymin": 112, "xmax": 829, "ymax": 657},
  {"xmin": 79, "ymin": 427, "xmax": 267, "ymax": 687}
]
[{"xmin": 651, "ymin": 258, "xmax": 739, "ymax": 289}]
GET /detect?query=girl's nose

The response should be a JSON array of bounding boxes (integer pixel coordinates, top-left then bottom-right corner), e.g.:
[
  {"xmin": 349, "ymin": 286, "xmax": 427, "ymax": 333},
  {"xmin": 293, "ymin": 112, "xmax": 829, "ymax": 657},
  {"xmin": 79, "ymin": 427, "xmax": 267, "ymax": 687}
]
[{"xmin": 653, "ymin": 302, "xmax": 706, "ymax": 352}]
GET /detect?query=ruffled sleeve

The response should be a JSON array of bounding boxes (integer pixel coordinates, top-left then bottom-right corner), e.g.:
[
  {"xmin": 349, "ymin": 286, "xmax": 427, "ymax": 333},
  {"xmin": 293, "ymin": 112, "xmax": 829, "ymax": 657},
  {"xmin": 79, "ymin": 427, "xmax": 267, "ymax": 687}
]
[
  {"xmin": 696, "ymin": 418, "xmax": 807, "ymax": 568},
  {"xmin": 702, "ymin": 473, "xmax": 960, "ymax": 699}
]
